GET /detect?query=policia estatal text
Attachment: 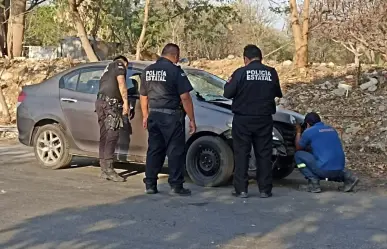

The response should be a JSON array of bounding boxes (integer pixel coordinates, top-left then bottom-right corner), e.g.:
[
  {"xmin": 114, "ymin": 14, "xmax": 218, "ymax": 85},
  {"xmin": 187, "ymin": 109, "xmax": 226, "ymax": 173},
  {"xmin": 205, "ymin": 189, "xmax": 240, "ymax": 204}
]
[
  {"xmin": 140, "ymin": 43, "xmax": 196, "ymax": 196},
  {"xmin": 95, "ymin": 56, "xmax": 129, "ymax": 182},
  {"xmin": 223, "ymin": 45, "xmax": 283, "ymax": 198}
]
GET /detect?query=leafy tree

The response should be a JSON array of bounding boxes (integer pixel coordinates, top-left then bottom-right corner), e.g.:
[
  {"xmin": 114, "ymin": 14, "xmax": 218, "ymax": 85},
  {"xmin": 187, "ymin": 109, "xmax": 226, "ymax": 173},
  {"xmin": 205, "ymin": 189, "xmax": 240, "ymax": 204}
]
[{"xmin": 24, "ymin": 5, "xmax": 68, "ymax": 46}]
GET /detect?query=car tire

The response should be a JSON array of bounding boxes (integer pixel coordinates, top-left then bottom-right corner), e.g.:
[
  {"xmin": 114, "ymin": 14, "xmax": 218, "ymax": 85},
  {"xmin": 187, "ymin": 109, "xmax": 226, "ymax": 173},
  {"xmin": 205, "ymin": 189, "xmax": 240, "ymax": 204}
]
[
  {"xmin": 33, "ymin": 124, "xmax": 72, "ymax": 169},
  {"xmin": 272, "ymin": 156, "xmax": 295, "ymax": 179},
  {"xmin": 186, "ymin": 136, "xmax": 234, "ymax": 187}
]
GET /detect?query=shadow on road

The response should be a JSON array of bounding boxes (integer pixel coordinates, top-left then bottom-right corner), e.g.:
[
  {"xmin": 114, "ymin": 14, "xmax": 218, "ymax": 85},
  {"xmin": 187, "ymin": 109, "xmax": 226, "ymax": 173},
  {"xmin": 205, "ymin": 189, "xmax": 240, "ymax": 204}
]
[{"xmin": 1, "ymin": 181, "xmax": 387, "ymax": 249}]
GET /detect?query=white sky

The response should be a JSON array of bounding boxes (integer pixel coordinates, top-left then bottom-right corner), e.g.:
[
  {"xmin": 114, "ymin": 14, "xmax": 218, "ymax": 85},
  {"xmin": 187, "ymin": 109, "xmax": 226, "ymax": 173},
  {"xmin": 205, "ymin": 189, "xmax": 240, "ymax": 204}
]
[{"xmin": 262, "ymin": 0, "xmax": 287, "ymax": 30}]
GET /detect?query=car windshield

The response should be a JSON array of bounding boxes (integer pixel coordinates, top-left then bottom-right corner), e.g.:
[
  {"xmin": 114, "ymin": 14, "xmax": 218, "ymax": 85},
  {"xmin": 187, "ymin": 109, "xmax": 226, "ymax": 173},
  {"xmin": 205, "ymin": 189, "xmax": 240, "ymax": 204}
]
[{"xmin": 184, "ymin": 69, "xmax": 228, "ymax": 101}]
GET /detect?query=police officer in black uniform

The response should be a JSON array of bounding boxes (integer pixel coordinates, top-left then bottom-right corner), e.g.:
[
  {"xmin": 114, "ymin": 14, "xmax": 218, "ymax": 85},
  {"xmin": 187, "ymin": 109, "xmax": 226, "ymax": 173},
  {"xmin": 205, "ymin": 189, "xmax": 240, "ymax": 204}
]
[
  {"xmin": 223, "ymin": 45, "xmax": 283, "ymax": 198},
  {"xmin": 139, "ymin": 43, "xmax": 196, "ymax": 196},
  {"xmin": 96, "ymin": 55, "xmax": 130, "ymax": 182}
]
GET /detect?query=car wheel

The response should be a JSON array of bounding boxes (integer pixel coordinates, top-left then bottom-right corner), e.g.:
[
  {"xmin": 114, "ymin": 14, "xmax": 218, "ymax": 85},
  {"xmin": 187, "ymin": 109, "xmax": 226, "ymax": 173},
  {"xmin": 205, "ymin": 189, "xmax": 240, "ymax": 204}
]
[
  {"xmin": 33, "ymin": 124, "xmax": 72, "ymax": 169},
  {"xmin": 272, "ymin": 156, "xmax": 295, "ymax": 179},
  {"xmin": 186, "ymin": 136, "xmax": 234, "ymax": 187}
]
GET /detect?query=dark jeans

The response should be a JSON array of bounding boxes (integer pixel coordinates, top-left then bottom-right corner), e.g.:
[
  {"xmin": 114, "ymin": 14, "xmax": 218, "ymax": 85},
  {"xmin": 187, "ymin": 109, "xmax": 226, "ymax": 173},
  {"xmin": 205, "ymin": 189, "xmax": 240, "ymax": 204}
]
[
  {"xmin": 295, "ymin": 151, "xmax": 344, "ymax": 182},
  {"xmin": 143, "ymin": 110, "xmax": 185, "ymax": 188},
  {"xmin": 95, "ymin": 99, "xmax": 120, "ymax": 160},
  {"xmin": 232, "ymin": 114, "xmax": 273, "ymax": 194}
]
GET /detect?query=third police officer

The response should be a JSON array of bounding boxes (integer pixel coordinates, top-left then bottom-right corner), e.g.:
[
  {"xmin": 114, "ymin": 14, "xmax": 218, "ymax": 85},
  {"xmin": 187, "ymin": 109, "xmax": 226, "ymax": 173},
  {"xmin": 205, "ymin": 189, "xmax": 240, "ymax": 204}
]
[
  {"xmin": 223, "ymin": 45, "xmax": 283, "ymax": 198},
  {"xmin": 140, "ymin": 43, "xmax": 196, "ymax": 196}
]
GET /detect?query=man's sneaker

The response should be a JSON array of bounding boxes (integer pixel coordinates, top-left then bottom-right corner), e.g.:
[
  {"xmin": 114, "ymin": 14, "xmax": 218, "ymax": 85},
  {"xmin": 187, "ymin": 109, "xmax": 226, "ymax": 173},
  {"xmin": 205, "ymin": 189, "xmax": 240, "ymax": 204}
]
[
  {"xmin": 259, "ymin": 192, "xmax": 273, "ymax": 198},
  {"xmin": 231, "ymin": 190, "xmax": 248, "ymax": 198},
  {"xmin": 170, "ymin": 187, "xmax": 191, "ymax": 196}
]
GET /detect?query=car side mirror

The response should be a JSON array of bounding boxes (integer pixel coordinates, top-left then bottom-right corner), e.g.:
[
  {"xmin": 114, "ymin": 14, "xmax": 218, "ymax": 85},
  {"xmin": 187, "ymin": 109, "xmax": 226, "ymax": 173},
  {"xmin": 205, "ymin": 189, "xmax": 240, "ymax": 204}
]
[
  {"xmin": 179, "ymin": 58, "xmax": 189, "ymax": 63},
  {"xmin": 178, "ymin": 58, "xmax": 190, "ymax": 65}
]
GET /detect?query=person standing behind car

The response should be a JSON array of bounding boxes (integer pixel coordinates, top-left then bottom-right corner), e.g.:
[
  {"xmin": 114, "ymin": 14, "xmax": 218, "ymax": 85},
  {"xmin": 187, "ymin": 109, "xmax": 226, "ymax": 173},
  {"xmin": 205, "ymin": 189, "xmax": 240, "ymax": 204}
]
[
  {"xmin": 140, "ymin": 43, "xmax": 196, "ymax": 196},
  {"xmin": 95, "ymin": 55, "xmax": 129, "ymax": 182},
  {"xmin": 223, "ymin": 44, "xmax": 283, "ymax": 198}
]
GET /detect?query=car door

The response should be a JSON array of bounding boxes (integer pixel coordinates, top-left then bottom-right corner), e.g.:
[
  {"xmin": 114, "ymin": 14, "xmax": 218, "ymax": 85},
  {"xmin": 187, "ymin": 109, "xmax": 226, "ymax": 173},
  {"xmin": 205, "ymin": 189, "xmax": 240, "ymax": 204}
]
[
  {"xmin": 116, "ymin": 68, "xmax": 149, "ymax": 162},
  {"xmin": 59, "ymin": 66, "xmax": 105, "ymax": 156}
]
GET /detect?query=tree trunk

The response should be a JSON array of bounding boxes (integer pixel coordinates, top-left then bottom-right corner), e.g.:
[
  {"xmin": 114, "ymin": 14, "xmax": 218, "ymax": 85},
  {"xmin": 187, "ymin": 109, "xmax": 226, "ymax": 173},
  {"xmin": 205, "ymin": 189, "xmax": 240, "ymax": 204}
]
[
  {"xmin": 299, "ymin": 0, "xmax": 310, "ymax": 67},
  {"xmin": 354, "ymin": 54, "xmax": 360, "ymax": 67},
  {"xmin": 0, "ymin": 1, "xmax": 10, "ymax": 57},
  {"xmin": 289, "ymin": 0, "xmax": 309, "ymax": 68},
  {"xmin": 68, "ymin": 0, "xmax": 99, "ymax": 62},
  {"xmin": 6, "ymin": 17, "xmax": 13, "ymax": 58},
  {"xmin": 0, "ymin": 67, "xmax": 11, "ymax": 123},
  {"xmin": 136, "ymin": 0, "xmax": 150, "ymax": 60},
  {"xmin": 0, "ymin": 87, "xmax": 10, "ymax": 123},
  {"xmin": 7, "ymin": 0, "xmax": 26, "ymax": 58},
  {"xmin": 289, "ymin": 0, "xmax": 303, "ymax": 68},
  {"xmin": 370, "ymin": 50, "xmax": 375, "ymax": 63}
]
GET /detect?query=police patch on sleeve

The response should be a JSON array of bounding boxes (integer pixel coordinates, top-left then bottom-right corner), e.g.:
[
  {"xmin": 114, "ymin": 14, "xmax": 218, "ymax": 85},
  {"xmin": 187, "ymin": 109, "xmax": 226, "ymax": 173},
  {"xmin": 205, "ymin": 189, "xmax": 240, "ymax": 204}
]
[{"xmin": 117, "ymin": 61, "xmax": 125, "ymax": 69}]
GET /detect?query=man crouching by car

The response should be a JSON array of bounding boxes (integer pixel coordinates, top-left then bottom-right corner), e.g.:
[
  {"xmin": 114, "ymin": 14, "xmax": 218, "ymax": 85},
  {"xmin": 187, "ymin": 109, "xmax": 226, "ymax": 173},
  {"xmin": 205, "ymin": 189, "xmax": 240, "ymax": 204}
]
[{"xmin": 294, "ymin": 112, "xmax": 359, "ymax": 193}]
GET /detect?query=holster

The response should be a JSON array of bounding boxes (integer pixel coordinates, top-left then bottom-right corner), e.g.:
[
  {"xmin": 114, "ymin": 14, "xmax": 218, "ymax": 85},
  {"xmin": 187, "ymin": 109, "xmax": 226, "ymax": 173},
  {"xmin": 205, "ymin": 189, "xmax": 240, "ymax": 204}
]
[{"xmin": 104, "ymin": 102, "xmax": 124, "ymax": 131}]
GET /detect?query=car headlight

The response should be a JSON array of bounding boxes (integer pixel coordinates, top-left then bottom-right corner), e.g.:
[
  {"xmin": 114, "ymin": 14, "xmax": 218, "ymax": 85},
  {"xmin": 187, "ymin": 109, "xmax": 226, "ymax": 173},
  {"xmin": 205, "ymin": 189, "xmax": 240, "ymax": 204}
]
[
  {"xmin": 226, "ymin": 121, "xmax": 232, "ymax": 128},
  {"xmin": 272, "ymin": 127, "xmax": 283, "ymax": 141},
  {"xmin": 289, "ymin": 115, "xmax": 296, "ymax": 124}
]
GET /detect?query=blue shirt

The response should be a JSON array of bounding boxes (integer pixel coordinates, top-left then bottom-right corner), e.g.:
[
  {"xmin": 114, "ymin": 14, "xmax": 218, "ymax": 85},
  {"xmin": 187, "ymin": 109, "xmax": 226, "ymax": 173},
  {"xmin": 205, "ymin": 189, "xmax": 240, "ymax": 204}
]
[{"xmin": 299, "ymin": 122, "xmax": 345, "ymax": 170}]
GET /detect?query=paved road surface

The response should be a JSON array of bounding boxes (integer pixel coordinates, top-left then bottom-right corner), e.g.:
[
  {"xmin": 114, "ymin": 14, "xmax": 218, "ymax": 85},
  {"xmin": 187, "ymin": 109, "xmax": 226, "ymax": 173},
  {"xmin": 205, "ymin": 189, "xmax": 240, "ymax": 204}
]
[{"xmin": 1, "ymin": 141, "xmax": 387, "ymax": 249}]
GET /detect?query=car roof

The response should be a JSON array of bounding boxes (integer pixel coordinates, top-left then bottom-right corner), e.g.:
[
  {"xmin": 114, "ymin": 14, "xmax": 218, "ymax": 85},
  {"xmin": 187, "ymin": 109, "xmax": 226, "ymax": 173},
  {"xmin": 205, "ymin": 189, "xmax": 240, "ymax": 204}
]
[{"xmin": 72, "ymin": 60, "xmax": 199, "ymax": 71}]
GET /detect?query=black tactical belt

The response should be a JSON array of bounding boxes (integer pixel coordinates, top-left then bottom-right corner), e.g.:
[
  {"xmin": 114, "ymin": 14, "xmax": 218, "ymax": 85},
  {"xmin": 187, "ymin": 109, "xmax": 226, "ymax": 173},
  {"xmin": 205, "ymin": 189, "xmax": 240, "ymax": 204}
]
[
  {"xmin": 97, "ymin": 93, "xmax": 121, "ymax": 104},
  {"xmin": 149, "ymin": 108, "xmax": 181, "ymax": 115}
]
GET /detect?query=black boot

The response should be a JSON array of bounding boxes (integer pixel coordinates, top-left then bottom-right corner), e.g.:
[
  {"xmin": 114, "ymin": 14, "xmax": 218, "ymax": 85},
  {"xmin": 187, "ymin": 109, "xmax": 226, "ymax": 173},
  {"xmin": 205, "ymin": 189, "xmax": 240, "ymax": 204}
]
[
  {"xmin": 299, "ymin": 179, "xmax": 321, "ymax": 193},
  {"xmin": 145, "ymin": 184, "xmax": 158, "ymax": 194},
  {"xmin": 259, "ymin": 192, "xmax": 273, "ymax": 198},
  {"xmin": 341, "ymin": 170, "xmax": 359, "ymax": 192},
  {"xmin": 231, "ymin": 190, "xmax": 248, "ymax": 198},
  {"xmin": 101, "ymin": 159, "xmax": 125, "ymax": 182},
  {"xmin": 170, "ymin": 186, "xmax": 191, "ymax": 196},
  {"xmin": 99, "ymin": 159, "xmax": 110, "ymax": 179},
  {"xmin": 310, "ymin": 179, "xmax": 322, "ymax": 193}
]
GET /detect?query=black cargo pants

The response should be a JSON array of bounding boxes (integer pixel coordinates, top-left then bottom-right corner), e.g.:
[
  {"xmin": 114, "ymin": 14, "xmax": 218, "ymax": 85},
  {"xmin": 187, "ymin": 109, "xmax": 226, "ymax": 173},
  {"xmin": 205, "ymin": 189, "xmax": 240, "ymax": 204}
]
[
  {"xmin": 95, "ymin": 98, "xmax": 120, "ymax": 160},
  {"xmin": 143, "ymin": 110, "xmax": 185, "ymax": 188},
  {"xmin": 232, "ymin": 114, "xmax": 273, "ymax": 194}
]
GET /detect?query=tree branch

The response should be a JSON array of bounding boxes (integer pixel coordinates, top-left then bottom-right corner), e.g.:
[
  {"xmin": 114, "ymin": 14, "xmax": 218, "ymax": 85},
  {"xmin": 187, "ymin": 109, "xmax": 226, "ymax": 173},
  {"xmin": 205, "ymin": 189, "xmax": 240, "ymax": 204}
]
[
  {"xmin": 76, "ymin": 0, "xmax": 86, "ymax": 8},
  {"xmin": 27, "ymin": 0, "xmax": 48, "ymax": 11}
]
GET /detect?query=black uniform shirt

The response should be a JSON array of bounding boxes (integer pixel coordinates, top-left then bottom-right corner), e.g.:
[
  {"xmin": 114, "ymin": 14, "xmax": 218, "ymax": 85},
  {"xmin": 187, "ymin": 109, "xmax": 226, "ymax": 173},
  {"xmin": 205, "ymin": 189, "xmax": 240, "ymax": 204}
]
[
  {"xmin": 223, "ymin": 60, "xmax": 282, "ymax": 116},
  {"xmin": 98, "ymin": 60, "xmax": 127, "ymax": 102},
  {"xmin": 140, "ymin": 57, "xmax": 193, "ymax": 109}
]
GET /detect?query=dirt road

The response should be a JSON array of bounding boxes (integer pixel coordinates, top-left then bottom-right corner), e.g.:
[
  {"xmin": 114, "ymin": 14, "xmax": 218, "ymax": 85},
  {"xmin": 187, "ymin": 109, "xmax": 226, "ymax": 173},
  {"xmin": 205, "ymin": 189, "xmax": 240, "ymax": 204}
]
[{"xmin": 1, "ymin": 141, "xmax": 387, "ymax": 249}]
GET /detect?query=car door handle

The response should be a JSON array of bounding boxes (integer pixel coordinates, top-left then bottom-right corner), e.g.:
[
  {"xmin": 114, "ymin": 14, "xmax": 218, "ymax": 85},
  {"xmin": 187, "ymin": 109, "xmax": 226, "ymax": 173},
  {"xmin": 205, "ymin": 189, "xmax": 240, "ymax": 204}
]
[{"xmin": 61, "ymin": 98, "xmax": 78, "ymax": 103}]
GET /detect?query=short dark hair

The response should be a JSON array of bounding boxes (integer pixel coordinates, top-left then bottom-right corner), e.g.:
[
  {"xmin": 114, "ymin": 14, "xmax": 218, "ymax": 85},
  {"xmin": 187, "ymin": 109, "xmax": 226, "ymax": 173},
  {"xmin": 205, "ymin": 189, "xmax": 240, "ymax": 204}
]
[
  {"xmin": 304, "ymin": 112, "xmax": 321, "ymax": 126},
  {"xmin": 161, "ymin": 43, "xmax": 180, "ymax": 56},
  {"xmin": 243, "ymin": 44, "xmax": 262, "ymax": 60},
  {"xmin": 113, "ymin": 55, "xmax": 129, "ymax": 64}
]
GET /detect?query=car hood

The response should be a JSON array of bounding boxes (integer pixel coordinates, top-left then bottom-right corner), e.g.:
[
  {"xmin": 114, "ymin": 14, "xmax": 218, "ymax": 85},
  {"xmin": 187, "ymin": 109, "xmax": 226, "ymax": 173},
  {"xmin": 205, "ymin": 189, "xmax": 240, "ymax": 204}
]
[{"xmin": 205, "ymin": 99, "xmax": 305, "ymax": 125}]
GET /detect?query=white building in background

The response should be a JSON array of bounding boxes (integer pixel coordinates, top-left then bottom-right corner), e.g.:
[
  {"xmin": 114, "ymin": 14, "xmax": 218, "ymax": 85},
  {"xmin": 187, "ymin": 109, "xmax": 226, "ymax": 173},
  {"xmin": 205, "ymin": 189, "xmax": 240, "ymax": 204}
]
[
  {"xmin": 23, "ymin": 46, "xmax": 58, "ymax": 60},
  {"xmin": 24, "ymin": 36, "xmax": 120, "ymax": 61}
]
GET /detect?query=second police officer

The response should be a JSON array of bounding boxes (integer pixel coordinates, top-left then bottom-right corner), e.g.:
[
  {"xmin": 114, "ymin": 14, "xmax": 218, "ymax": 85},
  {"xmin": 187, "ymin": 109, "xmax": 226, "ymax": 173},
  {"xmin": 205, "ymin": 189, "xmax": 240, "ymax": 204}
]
[
  {"xmin": 223, "ymin": 44, "xmax": 283, "ymax": 198},
  {"xmin": 139, "ymin": 43, "xmax": 196, "ymax": 196},
  {"xmin": 96, "ymin": 55, "xmax": 131, "ymax": 182}
]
